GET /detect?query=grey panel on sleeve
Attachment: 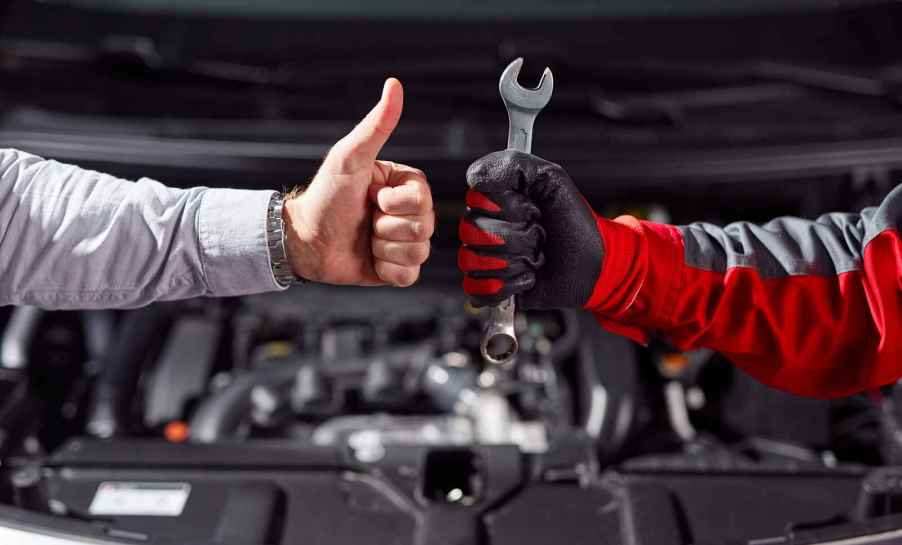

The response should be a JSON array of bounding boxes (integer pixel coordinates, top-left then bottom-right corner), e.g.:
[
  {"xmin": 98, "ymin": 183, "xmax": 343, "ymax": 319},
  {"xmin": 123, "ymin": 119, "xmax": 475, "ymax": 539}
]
[{"xmin": 680, "ymin": 184, "xmax": 902, "ymax": 278}]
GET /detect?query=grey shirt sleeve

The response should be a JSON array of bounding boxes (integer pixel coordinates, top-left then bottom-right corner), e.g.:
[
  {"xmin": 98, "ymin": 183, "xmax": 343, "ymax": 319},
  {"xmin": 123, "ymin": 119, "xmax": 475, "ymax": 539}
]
[{"xmin": 0, "ymin": 148, "xmax": 284, "ymax": 309}]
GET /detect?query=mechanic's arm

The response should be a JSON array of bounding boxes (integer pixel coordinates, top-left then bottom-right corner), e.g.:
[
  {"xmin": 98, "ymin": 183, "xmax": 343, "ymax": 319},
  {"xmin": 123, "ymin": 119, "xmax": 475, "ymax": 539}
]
[
  {"xmin": 459, "ymin": 150, "xmax": 901, "ymax": 398},
  {"xmin": 0, "ymin": 78, "xmax": 432, "ymax": 309}
]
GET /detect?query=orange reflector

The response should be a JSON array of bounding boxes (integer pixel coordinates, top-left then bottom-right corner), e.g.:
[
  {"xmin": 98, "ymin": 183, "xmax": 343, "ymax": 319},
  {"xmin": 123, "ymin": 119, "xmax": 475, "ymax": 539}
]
[
  {"xmin": 164, "ymin": 421, "xmax": 190, "ymax": 443},
  {"xmin": 660, "ymin": 353, "xmax": 690, "ymax": 377}
]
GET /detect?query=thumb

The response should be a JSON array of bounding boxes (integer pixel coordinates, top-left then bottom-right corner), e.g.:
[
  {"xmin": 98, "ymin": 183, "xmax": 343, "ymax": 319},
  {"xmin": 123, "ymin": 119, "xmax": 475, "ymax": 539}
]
[{"xmin": 329, "ymin": 78, "xmax": 403, "ymax": 169}]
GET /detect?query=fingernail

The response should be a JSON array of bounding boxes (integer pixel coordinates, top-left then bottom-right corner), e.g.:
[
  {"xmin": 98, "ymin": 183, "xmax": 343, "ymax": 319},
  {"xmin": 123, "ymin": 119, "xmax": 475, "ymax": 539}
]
[{"xmin": 382, "ymin": 77, "xmax": 402, "ymax": 100}]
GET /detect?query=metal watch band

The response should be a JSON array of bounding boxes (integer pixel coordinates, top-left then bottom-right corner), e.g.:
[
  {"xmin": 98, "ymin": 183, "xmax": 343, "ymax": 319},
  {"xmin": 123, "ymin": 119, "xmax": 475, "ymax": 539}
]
[{"xmin": 266, "ymin": 192, "xmax": 307, "ymax": 288}]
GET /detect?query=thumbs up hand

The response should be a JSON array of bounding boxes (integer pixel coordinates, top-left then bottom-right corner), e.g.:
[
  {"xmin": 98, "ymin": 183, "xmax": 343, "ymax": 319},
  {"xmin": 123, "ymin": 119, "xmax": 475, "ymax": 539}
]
[{"xmin": 283, "ymin": 78, "xmax": 434, "ymax": 287}]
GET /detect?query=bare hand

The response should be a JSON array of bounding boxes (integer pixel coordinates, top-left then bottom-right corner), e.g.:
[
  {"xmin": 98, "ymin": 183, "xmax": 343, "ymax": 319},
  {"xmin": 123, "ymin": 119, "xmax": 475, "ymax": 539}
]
[{"xmin": 283, "ymin": 78, "xmax": 434, "ymax": 286}]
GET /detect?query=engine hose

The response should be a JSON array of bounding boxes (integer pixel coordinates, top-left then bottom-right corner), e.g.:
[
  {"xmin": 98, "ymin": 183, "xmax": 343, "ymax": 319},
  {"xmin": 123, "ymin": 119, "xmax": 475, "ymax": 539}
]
[
  {"xmin": 85, "ymin": 304, "xmax": 169, "ymax": 438},
  {"xmin": 189, "ymin": 362, "xmax": 305, "ymax": 443}
]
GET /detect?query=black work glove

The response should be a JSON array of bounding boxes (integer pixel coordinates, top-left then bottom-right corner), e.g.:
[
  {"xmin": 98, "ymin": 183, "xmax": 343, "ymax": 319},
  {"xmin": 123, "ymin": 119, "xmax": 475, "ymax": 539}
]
[{"xmin": 459, "ymin": 150, "xmax": 605, "ymax": 309}]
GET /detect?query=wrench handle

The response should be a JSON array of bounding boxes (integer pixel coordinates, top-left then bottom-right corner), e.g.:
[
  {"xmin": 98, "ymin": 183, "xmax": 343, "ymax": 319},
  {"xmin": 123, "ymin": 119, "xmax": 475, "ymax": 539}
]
[
  {"xmin": 479, "ymin": 110, "xmax": 536, "ymax": 366},
  {"xmin": 506, "ymin": 115, "xmax": 535, "ymax": 153}
]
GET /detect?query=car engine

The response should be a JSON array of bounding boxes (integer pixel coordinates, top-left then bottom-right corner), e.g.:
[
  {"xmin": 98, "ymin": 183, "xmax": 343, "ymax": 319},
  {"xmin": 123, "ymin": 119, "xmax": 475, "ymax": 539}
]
[{"xmin": 0, "ymin": 280, "xmax": 900, "ymax": 544}]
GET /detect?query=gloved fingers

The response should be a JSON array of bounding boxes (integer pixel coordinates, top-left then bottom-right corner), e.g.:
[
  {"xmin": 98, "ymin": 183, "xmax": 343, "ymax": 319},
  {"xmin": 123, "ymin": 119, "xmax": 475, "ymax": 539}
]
[
  {"xmin": 466, "ymin": 149, "xmax": 567, "ymax": 195},
  {"xmin": 458, "ymin": 215, "xmax": 504, "ymax": 246},
  {"xmin": 465, "ymin": 188, "xmax": 540, "ymax": 223},
  {"xmin": 458, "ymin": 213, "xmax": 545, "ymax": 307},
  {"xmin": 466, "ymin": 149, "xmax": 534, "ymax": 193},
  {"xmin": 462, "ymin": 271, "xmax": 536, "ymax": 307},
  {"xmin": 465, "ymin": 188, "xmax": 501, "ymax": 213},
  {"xmin": 457, "ymin": 247, "xmax": 540, "ymax": 279},
  {"xmin": 462, "ymin": 149, "xmax": 601, "ymax": 311},
  {"xmin": 459, "ymin": 215, "xmax": 545, "ymax": 265},
  {"xmin": 459, "ymin": 173, "xmax": 550, "ymax": 307},
  {"xmin": 457, "ymin": 246, "xmax": 507, "ymax": 272}
]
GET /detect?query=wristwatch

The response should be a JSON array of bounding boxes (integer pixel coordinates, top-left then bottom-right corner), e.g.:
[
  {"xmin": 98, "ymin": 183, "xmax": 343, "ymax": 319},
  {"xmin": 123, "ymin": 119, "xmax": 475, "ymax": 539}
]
[{"xmin": 266, "ymin": 192, "xmax": 307, "ymax": 288}]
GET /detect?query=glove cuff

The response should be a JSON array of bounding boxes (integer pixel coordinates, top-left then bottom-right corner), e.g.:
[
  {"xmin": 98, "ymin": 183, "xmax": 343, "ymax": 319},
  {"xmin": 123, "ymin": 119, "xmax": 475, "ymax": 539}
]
[{"xmin": 584, "ymin": 215, "xmax": 684, "ymax": 344}]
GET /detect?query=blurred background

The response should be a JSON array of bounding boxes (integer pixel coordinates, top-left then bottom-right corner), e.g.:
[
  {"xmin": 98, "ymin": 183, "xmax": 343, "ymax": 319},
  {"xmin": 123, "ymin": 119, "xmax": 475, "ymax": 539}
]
[{"xmin": 1, "ymin": 1, "xmax": 902, "ymax": 544}]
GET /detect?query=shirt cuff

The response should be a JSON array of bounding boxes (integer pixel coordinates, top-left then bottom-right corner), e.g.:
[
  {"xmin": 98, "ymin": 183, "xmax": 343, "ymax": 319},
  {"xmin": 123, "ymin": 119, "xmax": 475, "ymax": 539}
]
[{"xmin": 197, "ymin": 188, "xmax": 285, "ymax": 296}]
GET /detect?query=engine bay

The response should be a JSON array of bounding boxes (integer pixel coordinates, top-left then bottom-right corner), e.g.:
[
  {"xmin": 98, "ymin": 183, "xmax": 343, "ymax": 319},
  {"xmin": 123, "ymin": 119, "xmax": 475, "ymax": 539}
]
[
  {"xmin": 3, "ymin": 1, "xmax": 902, "ymax": 543},
  {"xmin": 0, "ymin": 284, "xmax": 900, "ymax": 544}
]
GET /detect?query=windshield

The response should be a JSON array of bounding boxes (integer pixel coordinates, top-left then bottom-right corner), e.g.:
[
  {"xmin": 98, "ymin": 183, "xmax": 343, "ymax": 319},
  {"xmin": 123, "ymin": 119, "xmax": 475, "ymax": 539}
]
[{"xmin": 52, "ymin": 0, "xmax": 885, "ymax": 19}]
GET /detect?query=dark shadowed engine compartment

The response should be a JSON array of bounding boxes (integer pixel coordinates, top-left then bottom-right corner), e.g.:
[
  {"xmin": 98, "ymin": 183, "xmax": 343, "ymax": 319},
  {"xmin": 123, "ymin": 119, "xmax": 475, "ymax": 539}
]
[{"xmin": 0, "ymin": 284, "xmax": 901, "ymax": 545}]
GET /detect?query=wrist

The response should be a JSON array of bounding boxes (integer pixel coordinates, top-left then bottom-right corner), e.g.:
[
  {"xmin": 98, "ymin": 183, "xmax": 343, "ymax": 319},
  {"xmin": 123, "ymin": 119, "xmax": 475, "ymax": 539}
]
[
  {"xmin": 584, "ymin": 216, "xmax": 643, "ymax": 314},
  {"xmin": 586, "ymin": 216, "xmax": 683, "ymax": 328},
  {"xmin": 282, "ymin": 192, "xmax": 319, "ymax": 282},
  {"xmin": 264, "ymin": 193, "xmax": 306, "ymax": 287}
]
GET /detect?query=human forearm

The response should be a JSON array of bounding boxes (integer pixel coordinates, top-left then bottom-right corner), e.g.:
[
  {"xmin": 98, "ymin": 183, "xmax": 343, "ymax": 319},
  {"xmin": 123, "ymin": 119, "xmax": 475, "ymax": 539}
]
[
  {"xmin": 589, "ymin": 199, "xmax": 901, "ymax": 398},
  {"xmin": 460, "ymin": 150, "xmax": 902, "ymax": 398},
  {"xmin": 0, "ymin": 148, "xmax": 281, "ymax": 308}
]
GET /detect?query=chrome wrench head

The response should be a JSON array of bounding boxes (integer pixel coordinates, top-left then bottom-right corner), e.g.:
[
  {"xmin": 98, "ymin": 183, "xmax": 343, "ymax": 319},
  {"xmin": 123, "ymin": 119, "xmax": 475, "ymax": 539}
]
[
  {"xmin": 498, "ymin": 57, "xmax": 554, "ymax": 114},
  {"xmin": 499, "ymin": 57, "xmax": 554, "ymax": 153},
  {"xmin": 480, "ymin": 58, "xmax": 554, "ymax": 366}
]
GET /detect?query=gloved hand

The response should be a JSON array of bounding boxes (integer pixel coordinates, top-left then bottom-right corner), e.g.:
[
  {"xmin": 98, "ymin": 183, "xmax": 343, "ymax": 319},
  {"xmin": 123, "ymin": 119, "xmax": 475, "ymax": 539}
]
[
  {"xmin": 284, "ymin": 78, "xmax": 434, "ymax": 287},
  {"xmin": 459, "ymin": 150, "xmax": 604, "ymax": 309}
]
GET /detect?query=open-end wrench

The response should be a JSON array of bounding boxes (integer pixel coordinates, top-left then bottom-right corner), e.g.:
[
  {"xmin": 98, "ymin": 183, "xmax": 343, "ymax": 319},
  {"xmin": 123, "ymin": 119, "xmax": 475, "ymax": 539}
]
[{"xmin": 475, "ymin": 57, "xmax": 554, "ymax": 366}]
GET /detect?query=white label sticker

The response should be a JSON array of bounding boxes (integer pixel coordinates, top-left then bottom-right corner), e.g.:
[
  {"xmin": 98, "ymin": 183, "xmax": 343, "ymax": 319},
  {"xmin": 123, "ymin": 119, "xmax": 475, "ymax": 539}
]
[{"xmin": 88, "ymin": 482, "xmax": 191, "ymax": 517}]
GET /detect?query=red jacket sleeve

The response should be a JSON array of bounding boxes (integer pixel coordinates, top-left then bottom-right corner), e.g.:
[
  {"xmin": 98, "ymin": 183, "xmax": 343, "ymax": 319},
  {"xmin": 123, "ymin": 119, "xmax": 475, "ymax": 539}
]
[{"xmin": 585, "ymin": 185, "xmax": 902, "ymax": 398}]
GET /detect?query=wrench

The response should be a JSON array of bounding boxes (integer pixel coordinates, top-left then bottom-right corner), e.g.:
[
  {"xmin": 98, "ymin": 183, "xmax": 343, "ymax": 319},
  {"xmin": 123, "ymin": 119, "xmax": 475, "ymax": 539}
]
[{"xmin": 475, "ymin": 57, "xmax": 554, "ymax": 366}]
